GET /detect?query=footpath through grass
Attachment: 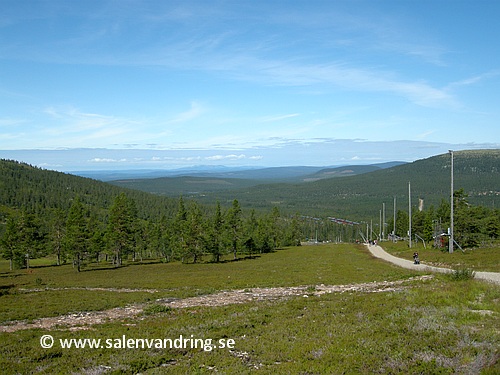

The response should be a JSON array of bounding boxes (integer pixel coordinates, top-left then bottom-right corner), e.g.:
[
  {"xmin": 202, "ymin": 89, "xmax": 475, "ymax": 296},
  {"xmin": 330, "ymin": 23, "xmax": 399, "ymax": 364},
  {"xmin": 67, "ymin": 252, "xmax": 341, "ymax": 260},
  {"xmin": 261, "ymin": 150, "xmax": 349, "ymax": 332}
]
[{"xmin": 0, "ymin": 243, "xmax": 499, "ymax": 374}]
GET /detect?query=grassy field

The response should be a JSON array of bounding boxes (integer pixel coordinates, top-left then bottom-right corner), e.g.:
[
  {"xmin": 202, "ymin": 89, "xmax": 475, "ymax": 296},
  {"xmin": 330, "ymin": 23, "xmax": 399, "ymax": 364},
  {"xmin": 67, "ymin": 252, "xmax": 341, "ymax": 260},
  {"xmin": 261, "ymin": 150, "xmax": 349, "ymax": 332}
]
[{"xmin": 1, "ymin": 244, "xmax": 499, "ymax": 374}]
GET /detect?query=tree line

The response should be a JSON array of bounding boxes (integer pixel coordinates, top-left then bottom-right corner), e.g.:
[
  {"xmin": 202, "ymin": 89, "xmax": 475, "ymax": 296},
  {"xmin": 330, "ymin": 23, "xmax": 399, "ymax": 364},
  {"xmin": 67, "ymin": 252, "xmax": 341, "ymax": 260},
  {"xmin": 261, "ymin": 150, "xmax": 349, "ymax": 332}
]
[
  {"xmin": 1, "ymin": 159, "xmax": 498, "ymax": 270},
  {"xmin": 0, "ymin": 193, "xmax": 301, "ymax": 271}
]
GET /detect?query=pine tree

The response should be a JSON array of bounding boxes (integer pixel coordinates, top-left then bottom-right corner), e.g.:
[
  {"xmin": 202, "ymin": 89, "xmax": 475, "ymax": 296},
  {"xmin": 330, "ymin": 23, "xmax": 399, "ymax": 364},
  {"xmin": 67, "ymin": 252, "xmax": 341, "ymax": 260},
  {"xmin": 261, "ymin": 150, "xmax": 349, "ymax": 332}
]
[
  {"xmin": 65, "ymin": 197, "xmax": 87, "ymax": 272},
  {"xmin": 243, "ymin": 209, "xmax": 258, "ymax": 257},
  {"xmin": 49, "ymin": 208, "xmax": 66, "ymax": 266},
  {"xmin": 0, "ymin": 214, "xmax": 20, "ymax": 270},
  {"xmin": 14, "ymin": 211, "xmax": 43, "ymax": 269},
  {"xmin": 87, "ymin": 211, "xmax": 104, "ymax": 263},
  {"xmin": 206, "ymin": 202, "xmax": 225, "ymax": 262},
  {"xmin": 172, "ymin": 197, "xmax": 189, "ymax": 262},
  {"xmin": 226, "ymin": 199, "xmax": 242, "ymax": 260},
  {"xmin": 285, "ymin": 214, "xmax": 302, "ymax": 246},
  {"xmin": 106, "ymin": 193, "xmax": 137, "ymax": 267},
  {"xmin": 186, "ymin": 202, "xmax": 204, "ymax": 263}
]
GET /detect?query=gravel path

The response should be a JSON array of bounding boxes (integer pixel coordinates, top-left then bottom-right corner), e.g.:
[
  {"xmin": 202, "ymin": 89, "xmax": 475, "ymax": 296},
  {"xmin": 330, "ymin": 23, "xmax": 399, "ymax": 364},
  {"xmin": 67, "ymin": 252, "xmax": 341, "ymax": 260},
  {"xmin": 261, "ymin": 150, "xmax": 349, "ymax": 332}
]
[
  {"xmin": 366, "ymin": 244, "xmax": 500, "ymax": 285},
  {"xmin": 0, "ymin": 276, "xmax": 430, "ymax": 332}
]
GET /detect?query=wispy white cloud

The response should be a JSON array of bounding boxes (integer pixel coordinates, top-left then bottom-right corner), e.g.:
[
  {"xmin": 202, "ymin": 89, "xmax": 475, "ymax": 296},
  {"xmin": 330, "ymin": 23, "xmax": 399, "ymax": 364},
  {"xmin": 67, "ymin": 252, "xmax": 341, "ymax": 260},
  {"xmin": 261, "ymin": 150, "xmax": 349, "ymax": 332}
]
[
  {"xmin": 1, "ymin": 1, "xmax": 498, "ymax": 154},
  {"xmin": 89, "ymin": 158, "xmax": 127, "ymax": 163},
  {"xmin": 258, "ymin": 113, "xmax": 300, "ymax": 122},
  {"xmin": 205, "ymin": 154, "xmax": 247, "ymax": 161},
  {"xmin": 0, "ymin": 117, "xmax": 26, "ymax": 127},
  {"xmin": 4, "ymin": 2, "xmax": 456, "ymax": 109},
  {"xmin": 37, "ymin": 106, "xmax": 142, "ymax": 148},
  {"xmin": 447, "ymin": 70, "xmax": 500, "ymax": 88},
  {"xmin": 416, "ymin": 130, "xmax": 436, "ymax": 140},
  {"xmin": 166, "ymin": 101, "xmax": 205, "ymax": 124}
]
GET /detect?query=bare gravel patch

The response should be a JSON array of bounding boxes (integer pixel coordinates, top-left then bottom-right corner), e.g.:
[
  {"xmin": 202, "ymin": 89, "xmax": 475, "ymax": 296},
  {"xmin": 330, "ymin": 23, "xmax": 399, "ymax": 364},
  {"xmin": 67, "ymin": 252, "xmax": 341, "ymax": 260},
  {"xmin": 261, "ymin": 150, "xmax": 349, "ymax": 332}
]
[{"xmin": 0, "ymin": 276, "xmax": 431, "ymax": 332}]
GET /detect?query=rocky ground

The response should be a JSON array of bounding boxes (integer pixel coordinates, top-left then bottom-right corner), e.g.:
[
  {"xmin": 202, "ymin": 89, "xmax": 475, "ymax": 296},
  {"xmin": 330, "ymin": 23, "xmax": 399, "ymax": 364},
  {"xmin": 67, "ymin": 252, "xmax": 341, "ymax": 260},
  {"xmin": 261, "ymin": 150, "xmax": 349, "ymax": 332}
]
[
  {"xmin": 3, "ymin": 246, "xmax": 498, "ymax": 333},
  {"xmin": 0, "ymin": 275, "xmax": 432, "ymax": 332}
]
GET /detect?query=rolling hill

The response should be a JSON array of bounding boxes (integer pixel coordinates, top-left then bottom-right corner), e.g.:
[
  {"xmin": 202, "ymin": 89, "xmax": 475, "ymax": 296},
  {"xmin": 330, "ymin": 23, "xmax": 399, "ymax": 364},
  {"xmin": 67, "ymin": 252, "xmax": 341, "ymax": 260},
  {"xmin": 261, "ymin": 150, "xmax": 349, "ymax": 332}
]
[
  {"xmin": 0, "ymin": 159, "xmax": 179, "ymax": 222},
  {"xmin": 1, "ymin": 150, "xmax": 499, "ymax": 226},
  {"xmin": 108, "ymin": 162, "xmax": 406, "ymax": 195},
  {"xmin": 110, "ymin": 150, "xmax": 500, "ymax": 221}
]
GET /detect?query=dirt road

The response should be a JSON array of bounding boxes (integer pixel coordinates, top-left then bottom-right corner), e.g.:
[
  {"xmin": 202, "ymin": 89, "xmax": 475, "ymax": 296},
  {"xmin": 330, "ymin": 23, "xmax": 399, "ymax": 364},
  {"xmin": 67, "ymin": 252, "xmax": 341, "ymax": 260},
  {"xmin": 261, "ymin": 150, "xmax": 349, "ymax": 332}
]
[{"xmin": 366, "ymin": 244, "xmax": 500, "ymax": 285}]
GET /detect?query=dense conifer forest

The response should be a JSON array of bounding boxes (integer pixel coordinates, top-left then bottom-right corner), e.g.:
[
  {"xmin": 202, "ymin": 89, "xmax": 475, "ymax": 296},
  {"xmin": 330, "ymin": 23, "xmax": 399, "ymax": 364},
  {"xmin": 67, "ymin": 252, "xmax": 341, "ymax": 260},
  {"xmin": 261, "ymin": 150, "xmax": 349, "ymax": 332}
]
[
  {"xmin": 1, "ymin": 150, "xmax": 499, "ymax": 271},
  {"xmin": 188, "ymin": 150, "xmax": 500, "ymax": 219},
  {"xmin": 0, "ymin": 159, "xmax": 300, "ymax": 270}
]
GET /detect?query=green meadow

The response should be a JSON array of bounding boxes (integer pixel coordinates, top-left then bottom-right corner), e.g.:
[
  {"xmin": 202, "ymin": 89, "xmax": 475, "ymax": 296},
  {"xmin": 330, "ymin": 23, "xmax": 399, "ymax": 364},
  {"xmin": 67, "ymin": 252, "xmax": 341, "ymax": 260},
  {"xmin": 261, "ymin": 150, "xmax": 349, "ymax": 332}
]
[{"xmin": 1, "ymin": 244, "xmax": 499, "ymax": 374}]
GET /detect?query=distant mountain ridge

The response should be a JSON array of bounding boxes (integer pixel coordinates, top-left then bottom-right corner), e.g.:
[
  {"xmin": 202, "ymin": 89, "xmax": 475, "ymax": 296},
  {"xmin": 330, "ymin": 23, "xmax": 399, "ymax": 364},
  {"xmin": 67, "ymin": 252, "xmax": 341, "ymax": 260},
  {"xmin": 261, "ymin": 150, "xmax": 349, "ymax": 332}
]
[
  {"xmin": 302, "ymin": 162, "xmax": 406, "ymax": 181},
  {"xmin": 109, "ymin": 150, "xmax": 499, "ymax": 220},
  {"xmin": 107, "ymin": 162, "xmax": 407, "ymax": 195},
  {"xmin": 76, "ymin": 162, "xmax": 405, "ymax": 182},
  {"xmin": 218, "ymin": 149, "xmax": 500, "ymax": 219},
  {"xmin": 1, "ymin": 150, "xmax": 498, "ymax": 224}
]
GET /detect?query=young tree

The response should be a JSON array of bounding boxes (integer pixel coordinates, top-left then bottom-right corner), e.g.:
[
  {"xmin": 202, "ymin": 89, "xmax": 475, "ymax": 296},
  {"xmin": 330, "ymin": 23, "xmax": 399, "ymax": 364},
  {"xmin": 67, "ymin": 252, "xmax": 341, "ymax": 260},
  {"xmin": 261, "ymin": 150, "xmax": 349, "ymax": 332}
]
[
  {"xmin": 153, "ymin": 215, "xmax": 174, "ymax": 262},
  {"xmin": 65, "ymin": 197, "xmax": 87, "ymax": 272},
  {"xmin": 186, "ymin": 202, "xmax": 204, "ymax": 263},
  {"xmin": 13, "ymin": 211, "xmax": 44, "ymax": 269},
  {"xmin": 0, "ymin": 214, "xmax": 21, "ymax": 270},
  {"xmin": 256, "ymin": 216, "xmax": 273, "ymax": 253},
  {"xmin": 49, "ymin": 208, "xmax": 66, "ymax": 266},
  {"xmin": 172, "ymin": 197, "xmax": 189, "ymax": 262},
  {"xmin": 206, "ymin": 202, "xmax": 225, "ymax": 262},
  {"xmin": 484, "ymin": 212, "xmax": 500, "ymax": 239},
  {"xmin": 395, "ymin": 210, "xmax": 409, "ymax": 238},
  {"xmin": 268, "ymin": 206, "xmax": 281, "ymax": 249},
  {"xmin": 106, "ymin": 193, "xmax": 138, "ymax": 267},
  {"xmin": 226, "ymin": 199, "xmax": 242, "ymax": 260},
  {"xmin": 284, "ymin": 214, "xmax": 302, "ymax": 246},
  {"xmin": 87, "ymin": 211, "xmax": 104, "ymax": 263},
  {"xmin": 243, "ymin": 209, "xmax": 258, "ymax": 257}
]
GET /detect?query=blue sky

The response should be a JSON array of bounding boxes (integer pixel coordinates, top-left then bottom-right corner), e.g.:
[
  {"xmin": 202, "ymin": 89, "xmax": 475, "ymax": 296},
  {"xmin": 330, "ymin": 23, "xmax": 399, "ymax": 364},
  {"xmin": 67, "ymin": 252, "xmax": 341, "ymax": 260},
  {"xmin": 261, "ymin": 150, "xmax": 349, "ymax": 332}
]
[{"xmin": 1, "ymin": 0, "xmax": 499, "ymax": 171}]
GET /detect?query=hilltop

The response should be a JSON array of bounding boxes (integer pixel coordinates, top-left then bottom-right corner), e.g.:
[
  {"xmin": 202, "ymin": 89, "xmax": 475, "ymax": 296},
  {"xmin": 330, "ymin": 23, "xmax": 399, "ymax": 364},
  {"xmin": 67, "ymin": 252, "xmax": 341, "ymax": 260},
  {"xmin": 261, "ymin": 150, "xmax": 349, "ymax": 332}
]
[{"xmin": 0, "ymin": 159, "xmax": 179, "ymax": 221}]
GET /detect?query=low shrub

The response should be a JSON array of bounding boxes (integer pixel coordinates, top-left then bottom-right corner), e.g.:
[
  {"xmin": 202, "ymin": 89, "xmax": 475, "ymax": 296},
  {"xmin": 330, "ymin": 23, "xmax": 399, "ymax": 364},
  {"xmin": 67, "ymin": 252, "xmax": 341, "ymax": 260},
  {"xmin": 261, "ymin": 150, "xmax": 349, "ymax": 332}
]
[
  {"xmin": 143, "ymin": 304, "xmax": 172, "ymax": 315},
  {"xmin": 449, "ymin": 268, "xmax": 475, "ymax": 281}
]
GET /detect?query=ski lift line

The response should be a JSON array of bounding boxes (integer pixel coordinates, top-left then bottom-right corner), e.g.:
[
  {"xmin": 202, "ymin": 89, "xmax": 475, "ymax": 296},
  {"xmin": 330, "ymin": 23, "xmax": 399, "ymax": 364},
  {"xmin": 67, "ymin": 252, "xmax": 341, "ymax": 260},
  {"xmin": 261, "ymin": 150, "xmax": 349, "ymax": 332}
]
[
  {"xmin": 299, "ymin": 215, "xmax": 360, "ymax": 226},
  {"xmin": 327, "ymin": 217, "xmax": 360, "ymax": 226}
]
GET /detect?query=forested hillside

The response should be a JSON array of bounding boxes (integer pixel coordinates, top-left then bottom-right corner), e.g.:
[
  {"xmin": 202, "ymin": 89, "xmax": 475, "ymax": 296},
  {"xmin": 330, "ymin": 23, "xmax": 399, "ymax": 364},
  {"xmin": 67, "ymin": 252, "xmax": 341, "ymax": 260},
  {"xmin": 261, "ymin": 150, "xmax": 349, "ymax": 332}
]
[
  {"xmin": 0, "ymin": 159, "xmax": 179, "ymax": 220},
  {"xmin": 1, "ymin": 151, "xmax": 499, "ymax": 271},
  {"xmin": 192, "ymin": 150, "xmax": 500, "ymax": 220},
  {"xmin": 109, "ymin": 162, "xmax": 406, "ymax": 195},
  {"xmin": 0, "ymin": 160, "xmax": 299, "ymax": 270}
]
